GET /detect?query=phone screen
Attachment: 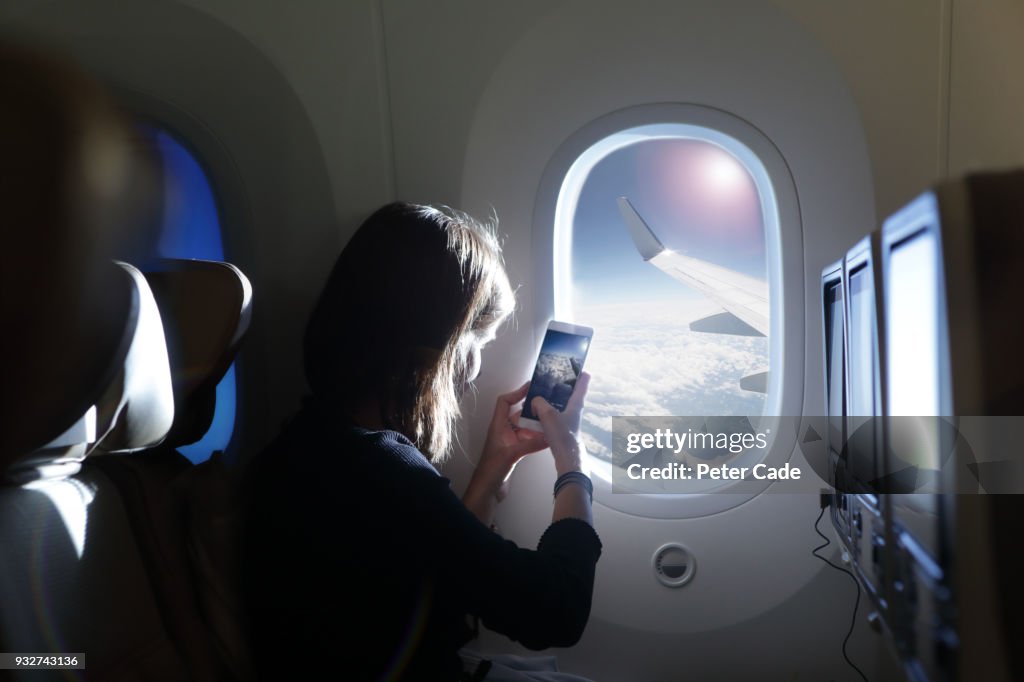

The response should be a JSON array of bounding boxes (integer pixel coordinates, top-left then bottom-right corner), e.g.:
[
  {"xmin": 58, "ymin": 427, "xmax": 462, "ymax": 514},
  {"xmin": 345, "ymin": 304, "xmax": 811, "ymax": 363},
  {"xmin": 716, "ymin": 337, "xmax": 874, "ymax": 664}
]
[{"xmin": 521, "ymin": 326, "xmax": 592, "ymax": 420}]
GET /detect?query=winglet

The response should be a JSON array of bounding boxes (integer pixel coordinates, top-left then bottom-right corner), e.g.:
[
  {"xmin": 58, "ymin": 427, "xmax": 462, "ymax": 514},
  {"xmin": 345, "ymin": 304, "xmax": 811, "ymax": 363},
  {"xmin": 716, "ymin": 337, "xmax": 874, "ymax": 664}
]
[{"xmin": 617, "ymin": 197, "xmax": 666, "ymax": 261}]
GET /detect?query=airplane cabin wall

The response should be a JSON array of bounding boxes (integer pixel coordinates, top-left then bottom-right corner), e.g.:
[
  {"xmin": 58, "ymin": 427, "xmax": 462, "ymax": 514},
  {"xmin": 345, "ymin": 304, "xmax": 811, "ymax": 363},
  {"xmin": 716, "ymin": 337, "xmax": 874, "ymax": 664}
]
[
  {"xmin": 384, "ymin": 1, "xmax": 879, "ymax": 679},
  {"xmin": 5, "ymin": 0, "xmax": 1021, "ymax": 458},
  {"xmin": 948, "ymin": 0, "xmax": 1024, "ymax": 173},
  {"xmin": 0, "ymin": 0, "xmax": 394, "ymax": 453},
  {"xmin": 369, "ymin": 1, "xmax": 1024, "ymax": 679},
  {"xmin": 3, "ymin": 0, "xmax": 1024, "ymax": 680},
  {"xmin": 779, "ymin": 0, "xmax": 1024, "ymax": 204}
]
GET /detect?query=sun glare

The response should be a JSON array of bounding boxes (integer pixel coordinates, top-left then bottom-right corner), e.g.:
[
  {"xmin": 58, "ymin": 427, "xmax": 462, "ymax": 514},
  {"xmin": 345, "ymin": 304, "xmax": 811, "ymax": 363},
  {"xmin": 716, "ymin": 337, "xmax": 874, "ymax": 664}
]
[{"xmin": 704, "ymin": 149, "xmax": 749, "ymax": 194}]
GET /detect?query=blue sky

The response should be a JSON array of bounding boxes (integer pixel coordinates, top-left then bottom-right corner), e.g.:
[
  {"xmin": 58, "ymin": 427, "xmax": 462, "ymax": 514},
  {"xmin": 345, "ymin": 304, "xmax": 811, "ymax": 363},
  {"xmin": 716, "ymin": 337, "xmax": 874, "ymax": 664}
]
[
  {"xmin": 540, "ymin": 329, "xmax": 591, "ymax": 359},
  {"xmin": 571, "ymin": 139, "xmax": 766, "ymax": 307}
]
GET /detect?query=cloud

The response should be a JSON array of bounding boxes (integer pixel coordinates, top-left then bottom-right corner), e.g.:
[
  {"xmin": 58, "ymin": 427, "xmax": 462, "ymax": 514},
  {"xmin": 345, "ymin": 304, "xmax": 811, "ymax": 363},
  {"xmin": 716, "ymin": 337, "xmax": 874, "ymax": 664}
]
[{"xmin": 575, "ymin": 299, "xmax": 769, "ymax": 461}]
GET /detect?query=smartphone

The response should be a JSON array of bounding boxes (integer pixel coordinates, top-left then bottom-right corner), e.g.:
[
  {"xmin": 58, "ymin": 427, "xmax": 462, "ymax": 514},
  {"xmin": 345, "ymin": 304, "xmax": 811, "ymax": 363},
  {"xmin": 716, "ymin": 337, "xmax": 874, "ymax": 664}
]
[{"xmin": 518, "ymin": 320, "xmax": 594, "ymax": 432}]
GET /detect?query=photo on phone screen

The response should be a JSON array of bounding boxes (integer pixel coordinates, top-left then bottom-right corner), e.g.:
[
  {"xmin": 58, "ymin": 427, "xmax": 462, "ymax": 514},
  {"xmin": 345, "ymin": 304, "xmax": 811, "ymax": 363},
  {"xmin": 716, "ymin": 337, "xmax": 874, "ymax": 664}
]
[{"xmin": 520, "ymin": 321, "xmax": 593, "ymax": 429}]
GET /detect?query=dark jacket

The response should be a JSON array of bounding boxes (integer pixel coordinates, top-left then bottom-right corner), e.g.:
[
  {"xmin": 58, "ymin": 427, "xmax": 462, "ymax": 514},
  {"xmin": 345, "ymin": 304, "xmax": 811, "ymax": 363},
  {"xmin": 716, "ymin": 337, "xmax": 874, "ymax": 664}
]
[{"xmin": 241, "ymin": 398, "xmax": 602, "ymax": 681}]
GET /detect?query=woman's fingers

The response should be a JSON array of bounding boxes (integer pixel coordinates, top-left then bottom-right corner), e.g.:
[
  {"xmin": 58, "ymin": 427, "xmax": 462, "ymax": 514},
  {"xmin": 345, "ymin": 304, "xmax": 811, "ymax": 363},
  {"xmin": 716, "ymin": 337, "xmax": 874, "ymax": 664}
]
[
  {"xmin": 492, "ymin": 381, "xmax": 532, "ymax": 422},
  {"xmin": 566, "ymin": 372, "xmax": 591, "ymax": 413},
  {"xmin": 507, "ymin": 435, "xmax": 549, "ymax": 460},
  {"xmin": 531, "ymin": 396, "xmax": 561, "ymax": 433},
  {"xmin": 531, "ymin": 396, "xmax": 582, "ymax": 472},
  {"xmin": 516, "ymin": 427, "xmax": 547, "ymax": 446},
  {"xmin": 502, "ymin": 381, "xmax": 532, "ymax": 404}
]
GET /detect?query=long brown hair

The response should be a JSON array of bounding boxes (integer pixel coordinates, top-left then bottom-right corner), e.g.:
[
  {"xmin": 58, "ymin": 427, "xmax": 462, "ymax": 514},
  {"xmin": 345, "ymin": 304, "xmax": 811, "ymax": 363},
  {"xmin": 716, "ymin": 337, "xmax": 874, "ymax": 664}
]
[{"xmin": 304, "ymin": 202, "xmax": 513, "ymax": 460}]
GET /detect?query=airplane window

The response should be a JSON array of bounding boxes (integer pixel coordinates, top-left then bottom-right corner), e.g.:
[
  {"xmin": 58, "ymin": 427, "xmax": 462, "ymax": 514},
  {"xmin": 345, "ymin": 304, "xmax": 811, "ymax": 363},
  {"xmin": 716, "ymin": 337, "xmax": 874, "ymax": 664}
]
[
  {"xmin": 555, "ymin": 128, "xmax": 774, "ymax": 478},
  {"xmin": 141, "ymin": 125, "xmax": 238, "ymax": 464}
]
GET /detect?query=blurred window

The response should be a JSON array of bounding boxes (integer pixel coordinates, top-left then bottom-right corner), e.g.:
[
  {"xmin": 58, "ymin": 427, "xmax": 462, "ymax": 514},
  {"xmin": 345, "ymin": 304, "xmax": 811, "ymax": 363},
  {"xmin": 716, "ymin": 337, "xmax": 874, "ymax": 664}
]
[{"xmin": 140, "ymin": 125, "xmax": 237, "ymax": 464}]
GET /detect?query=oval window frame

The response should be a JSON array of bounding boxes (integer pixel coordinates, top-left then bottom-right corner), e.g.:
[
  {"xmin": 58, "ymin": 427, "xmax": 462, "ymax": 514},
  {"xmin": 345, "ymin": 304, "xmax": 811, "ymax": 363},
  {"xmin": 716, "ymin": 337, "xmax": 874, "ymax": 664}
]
[{"xmin": 532, "ymin": 103, "xmax": 805, "ymax": 519}]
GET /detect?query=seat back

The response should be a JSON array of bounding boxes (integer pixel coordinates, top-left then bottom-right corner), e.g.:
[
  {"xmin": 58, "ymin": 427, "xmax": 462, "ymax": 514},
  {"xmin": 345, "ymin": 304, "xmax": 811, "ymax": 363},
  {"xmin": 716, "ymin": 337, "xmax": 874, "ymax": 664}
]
[
  {"xmin": 144, "ymin": 258, "xmax": 253, "ymax": 449},
  {"xmin": 0, "ymin": 40, "xmax": 159, "ymax": 462},
  {"xmin": 0, "ymin": 39, "xmax": 252, "ymax": 681},
  {"xmin": 0, "ymin": 261, "xmax": 189, "ymax": 681},
  {"xmin": 89, "ymin": 258, "xmax": 255, "ymax": 681}
]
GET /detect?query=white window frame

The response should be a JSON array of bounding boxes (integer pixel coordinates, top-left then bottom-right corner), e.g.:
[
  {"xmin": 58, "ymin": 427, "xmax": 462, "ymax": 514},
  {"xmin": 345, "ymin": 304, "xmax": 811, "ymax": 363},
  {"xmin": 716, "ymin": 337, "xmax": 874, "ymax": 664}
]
[{"xmin": 532, "ymin": 104, "xmax": 804, "ymax": 518}]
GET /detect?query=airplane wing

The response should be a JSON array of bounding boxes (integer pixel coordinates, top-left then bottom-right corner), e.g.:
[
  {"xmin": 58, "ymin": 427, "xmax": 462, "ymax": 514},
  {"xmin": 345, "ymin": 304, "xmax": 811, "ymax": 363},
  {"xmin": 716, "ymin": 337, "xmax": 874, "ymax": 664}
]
[{"xmin": 617, "ymin": 196, "xmax": 769, "ymax": 337}]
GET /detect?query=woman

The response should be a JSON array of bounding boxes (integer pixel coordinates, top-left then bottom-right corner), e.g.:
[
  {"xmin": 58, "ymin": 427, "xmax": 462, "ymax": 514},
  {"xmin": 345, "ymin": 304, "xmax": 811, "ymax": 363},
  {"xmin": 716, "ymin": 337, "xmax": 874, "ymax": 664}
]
[{"xmin": 242, "ymin": 202, "xmax": 601, "ymax": 681}]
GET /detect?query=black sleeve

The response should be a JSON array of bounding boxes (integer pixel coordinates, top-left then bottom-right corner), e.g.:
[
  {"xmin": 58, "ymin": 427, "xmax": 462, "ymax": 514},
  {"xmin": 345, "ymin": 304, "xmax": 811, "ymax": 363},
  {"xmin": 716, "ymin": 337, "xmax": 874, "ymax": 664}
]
[{"xmin": 405, "ymin": 466, "xmax": 603, "ymax": 650}]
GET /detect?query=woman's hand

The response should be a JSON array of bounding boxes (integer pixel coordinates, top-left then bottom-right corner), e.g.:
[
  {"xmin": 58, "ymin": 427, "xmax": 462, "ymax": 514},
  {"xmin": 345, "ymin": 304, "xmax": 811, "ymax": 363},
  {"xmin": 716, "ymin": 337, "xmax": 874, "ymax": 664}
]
[
  {"xmin": 462, "ymin": 381, "xmax": 549, "ymax": 523},
  {"xmin": 530, "ymin": 372, "xmax": 590, "ymax": 476},
  {"xmin": 532, "ymin": 372, "xmax": 594, "ymax": 526}
]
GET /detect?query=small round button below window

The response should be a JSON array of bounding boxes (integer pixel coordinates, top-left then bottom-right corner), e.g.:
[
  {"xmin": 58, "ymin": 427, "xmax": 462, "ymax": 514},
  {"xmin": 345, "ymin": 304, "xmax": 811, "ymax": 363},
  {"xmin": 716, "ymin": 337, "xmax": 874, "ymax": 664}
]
[{"xmin": 653, "ymin": 543, "xmax": 696, "ymax": 588}]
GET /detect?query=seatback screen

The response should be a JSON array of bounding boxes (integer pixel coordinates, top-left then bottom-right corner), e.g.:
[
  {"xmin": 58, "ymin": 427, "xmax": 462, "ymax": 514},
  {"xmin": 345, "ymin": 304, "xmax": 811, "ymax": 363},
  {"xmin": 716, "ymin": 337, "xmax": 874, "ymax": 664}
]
[
  {"xmin": 825, "ymin": 282, "xmax": 844, "ymax": 455},
  {"xmin": 848, "ymin": 267, "xmax": 875, "ymax": 418},
  {"xmin": 888, "ymin": 231, "xmax": 941, "ymax": 421},
  {"xmin": 847, "ymin": 264, "xmax": 877, "ymax": 486},
  {"xmin": 887, "ymin": 229, "xmax": 941, "ymax": 557}
]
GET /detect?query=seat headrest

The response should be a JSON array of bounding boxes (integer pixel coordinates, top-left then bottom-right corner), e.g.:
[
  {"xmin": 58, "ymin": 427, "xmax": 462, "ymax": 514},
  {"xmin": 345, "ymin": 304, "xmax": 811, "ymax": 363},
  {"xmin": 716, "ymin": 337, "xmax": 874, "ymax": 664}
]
[
  {"xmin": 90, "ymin": 262, "xmax": 176, "ymax": 455},
  {"xmin": 3, "ymin": 261, "xmax": 175, "ymax": 481},
  {"xmin": 142, "ymin": 259, "xmax": 252, "ymax": 448}
]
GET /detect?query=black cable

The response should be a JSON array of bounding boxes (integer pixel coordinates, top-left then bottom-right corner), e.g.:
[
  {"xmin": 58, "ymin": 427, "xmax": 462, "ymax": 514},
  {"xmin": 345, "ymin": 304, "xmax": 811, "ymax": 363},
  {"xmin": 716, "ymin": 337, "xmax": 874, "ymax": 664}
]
[{"xmin": 812, "ymin": 506, "xmax": 870, "ymax": 682}]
